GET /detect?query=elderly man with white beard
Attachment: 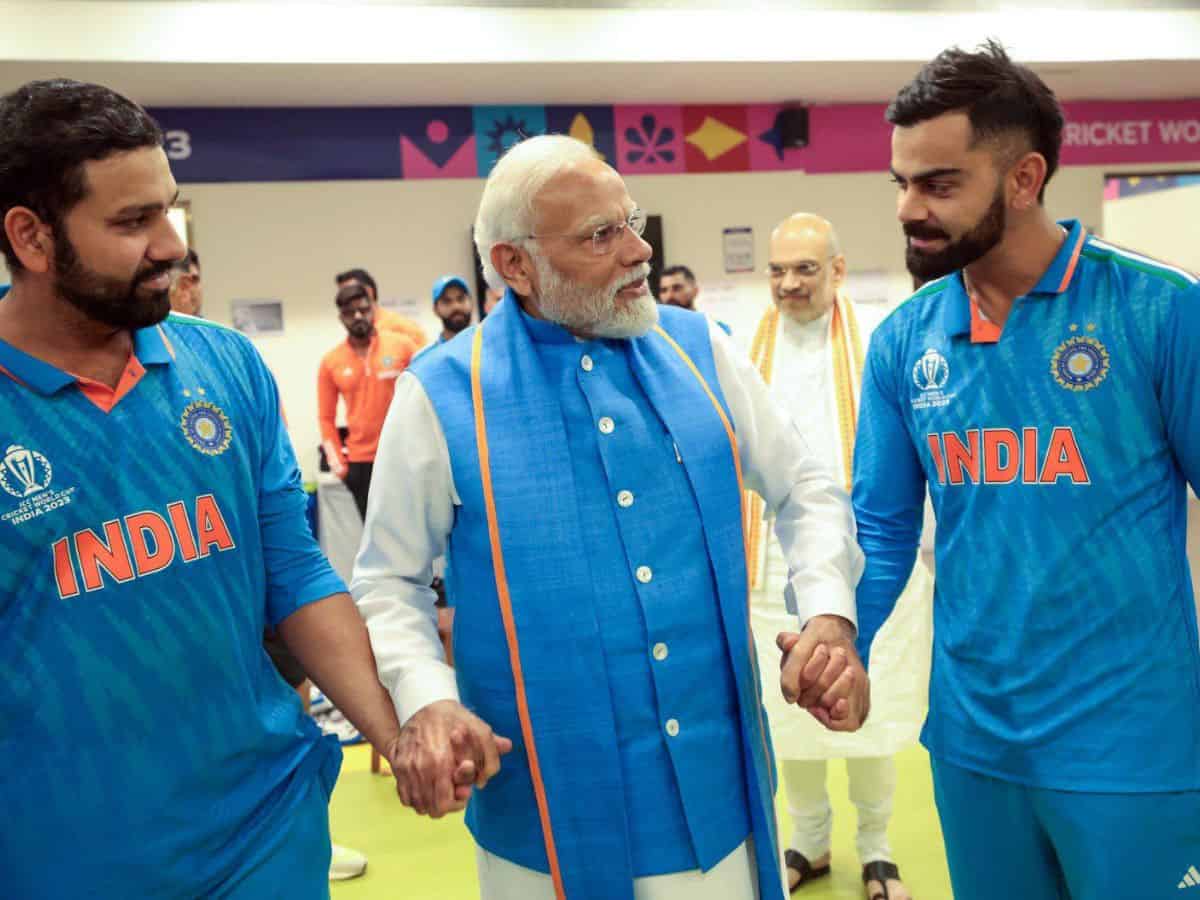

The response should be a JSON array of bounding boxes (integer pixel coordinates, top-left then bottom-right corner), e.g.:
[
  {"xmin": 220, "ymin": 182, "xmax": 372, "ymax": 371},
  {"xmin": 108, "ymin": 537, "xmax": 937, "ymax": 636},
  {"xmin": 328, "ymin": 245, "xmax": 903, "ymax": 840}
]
[{"xmin": 351, "ymin": 134, "xmax": 869, "ymax": 900}]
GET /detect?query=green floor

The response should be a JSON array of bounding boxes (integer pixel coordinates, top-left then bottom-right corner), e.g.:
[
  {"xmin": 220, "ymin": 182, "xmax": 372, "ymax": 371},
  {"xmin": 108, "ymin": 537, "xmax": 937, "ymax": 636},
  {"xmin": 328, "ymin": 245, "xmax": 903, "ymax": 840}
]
[{"xmin": 329, "ymin": 743, "xmax": 953, "ymax": 899}]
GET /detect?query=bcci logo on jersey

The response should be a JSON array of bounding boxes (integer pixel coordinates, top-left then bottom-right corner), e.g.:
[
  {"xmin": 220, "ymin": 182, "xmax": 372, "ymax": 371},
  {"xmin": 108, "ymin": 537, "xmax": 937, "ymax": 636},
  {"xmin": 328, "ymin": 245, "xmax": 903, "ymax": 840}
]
[
  {"xmin": 181, "ymin": 401, "xmax": 233, "ymax": 456},
  {"xmin": 1052, "ymin": 336, "xmax": 1109, "ymax": 392},
  {"xmin": 911, "ymin": 348, "xmax": 955, "ymax": 410},
  {"xmin": 1, "ymin": 444, "xmax": 76, "ymax": 527}
]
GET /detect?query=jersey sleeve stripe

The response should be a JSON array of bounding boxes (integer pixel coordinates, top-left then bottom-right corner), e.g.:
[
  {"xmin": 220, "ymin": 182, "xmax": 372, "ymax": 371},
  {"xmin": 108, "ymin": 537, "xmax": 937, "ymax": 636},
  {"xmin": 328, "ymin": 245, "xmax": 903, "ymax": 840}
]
[{"xmin": 1089, "ymin": 238, "xmax": 1200, "ymax": 286}]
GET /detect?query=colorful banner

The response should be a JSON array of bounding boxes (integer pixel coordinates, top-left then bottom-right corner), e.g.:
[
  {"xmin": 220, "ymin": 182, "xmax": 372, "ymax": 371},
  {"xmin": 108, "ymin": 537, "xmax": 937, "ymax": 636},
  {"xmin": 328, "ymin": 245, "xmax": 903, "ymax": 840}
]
[
  {"xmin": 147, "ymin": 99, "xmax": 1200, "ymax": 184},
  {"xmin": 397, "ymin": 106, "xmax": 477, "ymax": 180},
  {"xmin": 1060, "ymin": 100, "xmax": 1200, "ymax": 167}
]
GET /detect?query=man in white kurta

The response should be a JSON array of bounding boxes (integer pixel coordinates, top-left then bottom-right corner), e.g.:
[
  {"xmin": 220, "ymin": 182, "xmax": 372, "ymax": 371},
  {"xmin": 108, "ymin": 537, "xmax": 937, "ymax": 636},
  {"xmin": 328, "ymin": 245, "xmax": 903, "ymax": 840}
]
[
  {"xmin": 747, "ymin": 214, "xmax": 933, "ymax": 900},
  {"xmin": 350, "ymin": 138, "xmax": 872, "ymax": 900}
]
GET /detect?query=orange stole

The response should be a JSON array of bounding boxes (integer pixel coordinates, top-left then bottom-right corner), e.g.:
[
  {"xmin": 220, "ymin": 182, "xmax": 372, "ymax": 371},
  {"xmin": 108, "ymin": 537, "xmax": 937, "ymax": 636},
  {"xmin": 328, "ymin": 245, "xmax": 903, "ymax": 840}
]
[{"xmin": 744, "ymin": 296, "xmax": 865, "ymax": 589}]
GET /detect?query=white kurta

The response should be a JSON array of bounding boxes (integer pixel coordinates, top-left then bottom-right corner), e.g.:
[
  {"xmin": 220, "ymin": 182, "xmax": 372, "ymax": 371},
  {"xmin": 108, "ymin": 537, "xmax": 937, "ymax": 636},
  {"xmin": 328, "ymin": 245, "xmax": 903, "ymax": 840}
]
[{"xmin": 750, "ymin": 305, "xmax": 934, "ymax": 760}]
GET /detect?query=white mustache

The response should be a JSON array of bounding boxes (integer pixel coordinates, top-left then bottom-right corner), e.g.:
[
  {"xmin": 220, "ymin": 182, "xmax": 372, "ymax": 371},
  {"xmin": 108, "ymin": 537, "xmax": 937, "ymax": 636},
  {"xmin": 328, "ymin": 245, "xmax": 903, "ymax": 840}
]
[{"xmin": 613, "ymin": 264, "xmax": 651, "ymax": 292}]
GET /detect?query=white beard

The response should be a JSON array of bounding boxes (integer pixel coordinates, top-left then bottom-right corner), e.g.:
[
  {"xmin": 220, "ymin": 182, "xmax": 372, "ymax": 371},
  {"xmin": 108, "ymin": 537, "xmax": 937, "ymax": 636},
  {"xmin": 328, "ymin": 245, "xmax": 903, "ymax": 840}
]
[{"xmin": 532, "ymin": 253, "xmax": 658, "ymax": 339}]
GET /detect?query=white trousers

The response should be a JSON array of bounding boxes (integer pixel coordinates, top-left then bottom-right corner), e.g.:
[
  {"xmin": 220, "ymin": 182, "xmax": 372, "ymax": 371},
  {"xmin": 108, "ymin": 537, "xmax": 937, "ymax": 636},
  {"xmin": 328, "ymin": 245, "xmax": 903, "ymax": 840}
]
[
  {"xmin": 476, "ymin": 839, "xmax": 760, "ymax": 900},
  {"xmin": 782, "ymin": 756, "xmax": 896, "ymax": 864}
]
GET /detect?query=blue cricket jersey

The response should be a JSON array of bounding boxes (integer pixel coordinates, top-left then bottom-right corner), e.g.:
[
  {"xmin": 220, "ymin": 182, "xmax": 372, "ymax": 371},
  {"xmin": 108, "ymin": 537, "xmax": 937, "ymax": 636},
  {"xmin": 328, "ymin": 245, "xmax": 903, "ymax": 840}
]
[
  {"xmin": 853, "ymin": 220, "xmax": 1200, "ymax": 792},
  {"xmin": 0, "ymin": 312, "xmax": 346, "ymax": 896}
]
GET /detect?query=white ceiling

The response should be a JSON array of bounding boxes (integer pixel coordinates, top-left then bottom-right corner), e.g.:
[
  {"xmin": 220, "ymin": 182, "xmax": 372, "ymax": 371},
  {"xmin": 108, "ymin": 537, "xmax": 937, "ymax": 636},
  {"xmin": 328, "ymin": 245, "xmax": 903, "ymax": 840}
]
[{"xmin": 2, "ymin": 2, "xmax": 1199, "ymax": 107}]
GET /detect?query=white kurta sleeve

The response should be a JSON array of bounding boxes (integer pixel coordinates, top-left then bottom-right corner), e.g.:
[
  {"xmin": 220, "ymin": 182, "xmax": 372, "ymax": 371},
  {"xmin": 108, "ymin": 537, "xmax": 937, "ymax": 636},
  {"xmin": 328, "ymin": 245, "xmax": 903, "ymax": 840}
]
[
  {"xmin": 706, "ymin": 318, "xmax": 864, "ymax": 630},
  {"xmin": 350, "ymin": 372, "xmax": 461, "ymax": 723}
]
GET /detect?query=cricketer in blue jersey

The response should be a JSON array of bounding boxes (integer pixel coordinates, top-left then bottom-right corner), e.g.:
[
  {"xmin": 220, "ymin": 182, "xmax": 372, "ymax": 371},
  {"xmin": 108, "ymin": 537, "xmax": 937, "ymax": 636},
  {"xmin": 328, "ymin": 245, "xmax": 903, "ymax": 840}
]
[
  {"xmin": 852, "ymin": 42, "xmax": 1200, "ymax": 900},
  {"xmin": 0, "ymin": 79, "xmax": 409, "ymax": 898}
]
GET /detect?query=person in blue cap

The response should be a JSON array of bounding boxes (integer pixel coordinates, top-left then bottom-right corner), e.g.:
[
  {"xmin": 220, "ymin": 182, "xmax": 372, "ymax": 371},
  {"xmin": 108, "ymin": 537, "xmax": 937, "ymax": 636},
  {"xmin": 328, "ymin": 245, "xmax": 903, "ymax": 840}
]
[{"xmin": 431, "ymin": 274, "xmax": 474, "ymax": 345}]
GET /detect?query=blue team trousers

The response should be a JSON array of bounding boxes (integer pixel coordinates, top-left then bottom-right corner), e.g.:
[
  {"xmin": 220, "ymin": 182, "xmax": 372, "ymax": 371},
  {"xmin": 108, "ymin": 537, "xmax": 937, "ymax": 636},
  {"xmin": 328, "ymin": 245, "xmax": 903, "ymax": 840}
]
[{"xmin": 931, "ymin": 755, "xmax": 1200, "ymax": 900}]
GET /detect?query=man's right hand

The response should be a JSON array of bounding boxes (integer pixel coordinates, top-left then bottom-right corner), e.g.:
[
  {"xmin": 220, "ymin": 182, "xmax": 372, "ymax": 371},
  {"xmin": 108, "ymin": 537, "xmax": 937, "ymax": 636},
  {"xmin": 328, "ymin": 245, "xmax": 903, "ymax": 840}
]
[{"xmin": 383, "ymin": 699, "xmax": 512, "ymax": 818}]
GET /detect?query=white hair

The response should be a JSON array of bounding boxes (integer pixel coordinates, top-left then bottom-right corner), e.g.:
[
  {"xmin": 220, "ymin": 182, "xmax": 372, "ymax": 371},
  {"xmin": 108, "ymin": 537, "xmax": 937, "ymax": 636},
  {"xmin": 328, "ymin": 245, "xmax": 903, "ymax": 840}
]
[{"xmin": 473, "ymin": 134, "xmax": 601, "ymax": 292}]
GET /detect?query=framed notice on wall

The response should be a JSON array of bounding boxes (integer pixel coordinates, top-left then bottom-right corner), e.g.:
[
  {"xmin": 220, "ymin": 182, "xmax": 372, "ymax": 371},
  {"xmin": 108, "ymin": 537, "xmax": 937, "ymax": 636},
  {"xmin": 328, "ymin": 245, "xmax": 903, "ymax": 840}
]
[
  {"xmin": 722, "ymin": 227, "xmax": 754, "ymax": 274},
  {"xmin": 231, "ymin": 300, "xmax": 284, "ymax": 337}
]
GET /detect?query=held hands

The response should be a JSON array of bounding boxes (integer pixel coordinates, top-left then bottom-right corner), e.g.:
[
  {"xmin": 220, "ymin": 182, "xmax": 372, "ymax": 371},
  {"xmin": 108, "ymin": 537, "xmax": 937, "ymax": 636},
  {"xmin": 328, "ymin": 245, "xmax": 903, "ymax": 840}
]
[
  {"xmin": 777, "ymin": 614, "xmax": 870, "ymax": 732},
  {"xmin": 382, "ymin": 699, "xmax": 513, "ymax": 818}
]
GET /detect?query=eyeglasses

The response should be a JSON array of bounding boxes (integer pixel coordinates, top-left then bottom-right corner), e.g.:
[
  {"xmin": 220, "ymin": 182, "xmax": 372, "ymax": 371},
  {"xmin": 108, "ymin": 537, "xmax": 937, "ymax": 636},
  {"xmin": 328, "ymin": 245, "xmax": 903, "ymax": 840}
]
[
  {"xmin": 524, "ymin": 208, "xmax": 648, "ymax": 256},
  {"xmin": 766, "ymin": 258, "xmax": 833, "ymax": 279}
]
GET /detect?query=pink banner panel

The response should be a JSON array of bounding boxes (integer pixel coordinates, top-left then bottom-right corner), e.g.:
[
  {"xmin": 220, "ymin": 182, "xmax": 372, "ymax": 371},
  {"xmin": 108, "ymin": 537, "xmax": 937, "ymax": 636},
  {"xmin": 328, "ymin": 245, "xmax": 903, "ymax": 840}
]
[
  {"xmin": 802, "ymin": 104, "xmax": 892, "ymax": 174},
  {"xmin": 1060, "ymin": 100, "xmax": 1200, "ymax": 166},
  {"xmin": 614, "ymin": 106, "xmax": 686, "ymax": 175},
  {"xmin": 745, "ymin": 104, "xmax": 811, "ymax": 172}
]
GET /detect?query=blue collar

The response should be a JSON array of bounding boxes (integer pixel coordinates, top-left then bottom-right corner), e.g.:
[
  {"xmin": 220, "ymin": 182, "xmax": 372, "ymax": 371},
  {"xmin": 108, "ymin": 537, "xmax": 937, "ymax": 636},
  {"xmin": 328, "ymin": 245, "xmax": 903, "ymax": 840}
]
[
  {"xmin": 0, "ymin": 321, "xmax": 174, "ymax": 395},
  {"xmin": 942, "ymin": 219, "xmax": 1087, "ymax": 338},
  {"xmin": 511, "ymin": 289, "xmax": 580, "ymax": 345}
]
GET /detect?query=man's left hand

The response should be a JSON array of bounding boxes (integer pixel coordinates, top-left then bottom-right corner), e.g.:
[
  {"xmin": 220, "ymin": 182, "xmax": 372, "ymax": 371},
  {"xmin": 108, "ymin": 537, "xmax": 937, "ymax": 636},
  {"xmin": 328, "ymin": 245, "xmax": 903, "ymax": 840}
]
[{"xmin": 777, "ymin": 615, "xmax": 870, "ymax": 732}]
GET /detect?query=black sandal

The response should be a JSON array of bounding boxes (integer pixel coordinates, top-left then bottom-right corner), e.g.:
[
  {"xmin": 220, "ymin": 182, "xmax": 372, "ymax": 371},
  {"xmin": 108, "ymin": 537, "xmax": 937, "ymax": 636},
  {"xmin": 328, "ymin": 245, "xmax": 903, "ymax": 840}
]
[
  {"xmin": 784, "ymin": 848, "xmax": 831, "ymax": 893},
  {"xmin": 862, "ymin": 860, "xmax": 901, "ymax": 900}
]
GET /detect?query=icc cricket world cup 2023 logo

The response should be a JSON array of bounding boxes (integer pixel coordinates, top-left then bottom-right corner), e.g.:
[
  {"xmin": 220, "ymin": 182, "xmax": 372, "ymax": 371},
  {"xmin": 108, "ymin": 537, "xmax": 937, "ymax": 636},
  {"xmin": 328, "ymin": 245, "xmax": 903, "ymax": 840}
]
[
  {"xmin": 913, "ymin": 348, "xmax": 950, "ymax": 392},
  {"xmin": 0, "ymin": 444, "xmax": 52, "ymax": 498}
]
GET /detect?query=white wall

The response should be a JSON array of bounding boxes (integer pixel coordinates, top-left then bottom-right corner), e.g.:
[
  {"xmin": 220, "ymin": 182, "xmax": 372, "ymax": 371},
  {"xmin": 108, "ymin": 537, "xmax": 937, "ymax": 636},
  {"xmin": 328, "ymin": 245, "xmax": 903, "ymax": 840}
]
[
  {"xmin": 1101, "ymin": 179, "xmax": 1200, "ymax": 607},
  {"xmin": 1102, "ymin": 181, "xmax": 1200, "ymax": 272}
]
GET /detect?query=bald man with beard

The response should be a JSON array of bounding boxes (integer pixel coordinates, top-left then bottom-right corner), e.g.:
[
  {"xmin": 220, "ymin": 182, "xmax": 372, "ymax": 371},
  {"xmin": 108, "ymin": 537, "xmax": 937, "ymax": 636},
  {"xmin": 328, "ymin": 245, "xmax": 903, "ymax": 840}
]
[{"xmin": 746, "ymin": 214, "xmax": 933, "ymax": 900}]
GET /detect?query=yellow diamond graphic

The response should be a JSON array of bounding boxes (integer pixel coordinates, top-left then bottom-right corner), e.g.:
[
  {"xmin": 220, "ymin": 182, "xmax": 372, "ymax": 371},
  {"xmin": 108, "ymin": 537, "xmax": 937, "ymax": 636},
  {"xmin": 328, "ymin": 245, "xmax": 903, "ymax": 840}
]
[{"xmin": 685, "ymin": 116, "xmax": 747, "ymax": 162}]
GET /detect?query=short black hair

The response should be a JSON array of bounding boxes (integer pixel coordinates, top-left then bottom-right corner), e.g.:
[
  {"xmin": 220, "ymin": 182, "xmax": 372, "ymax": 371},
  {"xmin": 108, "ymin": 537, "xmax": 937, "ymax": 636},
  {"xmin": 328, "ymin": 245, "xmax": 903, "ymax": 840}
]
[
  {"xmin": 661, "ymin": 265, "xmax": 695, "ymax": 282},
  {"xmin": 170, "ymin": 248, "xmax": 200, "ymax": 273},
  {"xmin": 887, "ymin": 39, "xmax": 1064, "ymax": 202},
  {"xmin": 335, "ymin": 283, "xmax": 369, "ymax": 309},
  {"xmin": 335, "ymin": 268, "xmax": 377, "ymax": 296},
  {"xmin": 0, "ymin": 79, "xmax": 164, "ymax": 271}
]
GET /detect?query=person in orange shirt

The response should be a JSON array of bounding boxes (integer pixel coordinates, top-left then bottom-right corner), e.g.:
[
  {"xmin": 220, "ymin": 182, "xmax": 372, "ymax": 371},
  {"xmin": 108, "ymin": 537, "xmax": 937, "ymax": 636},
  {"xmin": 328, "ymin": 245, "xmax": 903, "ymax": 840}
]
[
  {"xmin": 318, "ymin": 282, "xmax": 417, "ymax": 520},
  {"xmin": 334, "ymin": 266, "xmax": 428, "ymax": 349}
]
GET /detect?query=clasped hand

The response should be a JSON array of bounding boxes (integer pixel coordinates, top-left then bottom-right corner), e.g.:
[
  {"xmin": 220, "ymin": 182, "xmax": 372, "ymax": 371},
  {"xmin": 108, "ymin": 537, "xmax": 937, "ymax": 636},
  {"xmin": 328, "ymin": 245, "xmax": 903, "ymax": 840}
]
[
  {"xmin": 383, "ymin": 699, "xmax": 513, "ymax": 818},
  {"xmin": 777, "ymin": 614, "xmax": 870, "ymax": 731}
]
